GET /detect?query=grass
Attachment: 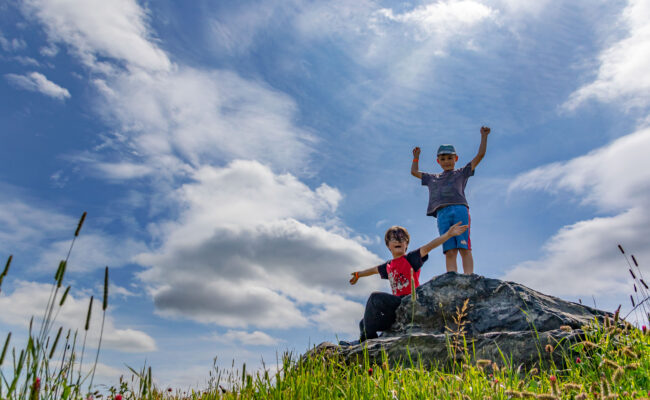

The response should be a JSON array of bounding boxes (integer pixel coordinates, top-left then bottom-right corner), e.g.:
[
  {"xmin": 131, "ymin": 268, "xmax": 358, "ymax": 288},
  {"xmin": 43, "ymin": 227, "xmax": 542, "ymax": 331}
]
[{"xmin": 1, "ymin": 219, "xmax": 649, "ymax": 399}]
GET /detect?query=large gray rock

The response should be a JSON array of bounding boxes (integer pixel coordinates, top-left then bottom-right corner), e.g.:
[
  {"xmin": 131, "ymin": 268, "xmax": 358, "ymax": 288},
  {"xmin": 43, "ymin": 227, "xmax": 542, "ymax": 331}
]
[{"xmin": 315, "ymin": 273, "xmax": 611, "ymax": 368}]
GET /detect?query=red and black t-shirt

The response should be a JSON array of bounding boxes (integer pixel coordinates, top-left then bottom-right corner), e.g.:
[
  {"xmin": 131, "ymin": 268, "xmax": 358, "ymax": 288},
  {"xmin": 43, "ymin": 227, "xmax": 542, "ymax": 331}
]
[{"xmin": 377, "ymin": 248, "xmax": 428, "ymax": 297}]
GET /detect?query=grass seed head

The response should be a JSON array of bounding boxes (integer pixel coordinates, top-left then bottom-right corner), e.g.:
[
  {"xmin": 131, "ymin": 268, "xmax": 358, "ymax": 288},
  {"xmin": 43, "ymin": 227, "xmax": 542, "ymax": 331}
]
[
  {"xmin": 563, "ymin": 383, "xmax": 581, "ymax": 391},
  {"xmin": 75, "ymin": 211, "xmax": 87, "ymax": 237},
  {"xmin": 575, "ymin": 393, "xmax": 588, "ymax": 400},
  {"xmin": 560, "ymin": 325, "xmax": 572, "ymax": 332},
  {"xmin": 85, "ymin": 296, "xmax": 94, "ymax": 331}
]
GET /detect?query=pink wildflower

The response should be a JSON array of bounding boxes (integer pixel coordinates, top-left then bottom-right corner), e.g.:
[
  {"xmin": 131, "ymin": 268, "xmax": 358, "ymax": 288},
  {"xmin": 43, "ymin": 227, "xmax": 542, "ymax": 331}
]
[
  {"xmin": 368, "ymin": 367, "xmax": 373, "ymax": 376},
  {"xmin": 576, "ymin": 357, "xmax": 581, "ymax": 363},
  {"xmin": 550, "ymin": 375, "xmax": 556, "ymax": 382},
  {"xmin": 115, "ymin": 395, "xmax": 123, "ymax": 400}
]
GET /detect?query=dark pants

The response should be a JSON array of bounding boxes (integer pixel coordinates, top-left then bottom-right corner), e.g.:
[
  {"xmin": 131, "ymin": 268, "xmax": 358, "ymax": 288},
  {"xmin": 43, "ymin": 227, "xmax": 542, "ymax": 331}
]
[{"xmin": 359, "ymin": 292, "xmax": 403, "ymax": 341}]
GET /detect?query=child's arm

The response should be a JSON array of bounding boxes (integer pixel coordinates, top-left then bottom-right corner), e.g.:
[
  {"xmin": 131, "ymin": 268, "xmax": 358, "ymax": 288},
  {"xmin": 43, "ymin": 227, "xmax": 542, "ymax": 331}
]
[
  {"xmin": 349, "ymin": 266, "xmax": 380, "ymax": 285},
  {"xmin": 411, "ymin": 147, "xmax": 422, "ymax": 178},
  {"xmin": 470, "ymin": 126, "xmax": 490, "ymax": 171},
  {"xmin": 419, "ymin": 222, "xmax": 468, "ymax": 258}
]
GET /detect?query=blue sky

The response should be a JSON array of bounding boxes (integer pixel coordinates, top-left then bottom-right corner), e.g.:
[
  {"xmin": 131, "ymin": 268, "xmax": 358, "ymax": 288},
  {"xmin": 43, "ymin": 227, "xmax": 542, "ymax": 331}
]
[{"xmin": 1, "ymin": 0, "xmax": 650, "ymax": 390}]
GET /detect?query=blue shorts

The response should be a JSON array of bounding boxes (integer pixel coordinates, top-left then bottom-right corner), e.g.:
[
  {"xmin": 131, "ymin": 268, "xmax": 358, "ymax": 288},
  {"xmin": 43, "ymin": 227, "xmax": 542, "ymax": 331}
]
[{"xmin": 436, "ymin": 204, "xmax": 471, "ymax": 253}]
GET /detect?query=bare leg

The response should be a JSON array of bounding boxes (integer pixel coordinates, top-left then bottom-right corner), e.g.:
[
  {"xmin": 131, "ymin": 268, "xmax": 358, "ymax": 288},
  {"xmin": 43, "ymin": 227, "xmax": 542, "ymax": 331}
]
[
  {"xmin": 459, "ymin": 249, "xmax": 474, "ymax": 275},
  {"xmin": 445, "ymin": 249, "xmax": 458, "ymax": 273}
]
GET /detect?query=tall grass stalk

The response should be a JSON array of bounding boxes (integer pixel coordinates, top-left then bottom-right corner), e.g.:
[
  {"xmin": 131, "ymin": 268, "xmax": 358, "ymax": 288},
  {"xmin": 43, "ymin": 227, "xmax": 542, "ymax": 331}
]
[{"xmin": 0, "ymin": 211, "xmax": 111, "ymax": 400}]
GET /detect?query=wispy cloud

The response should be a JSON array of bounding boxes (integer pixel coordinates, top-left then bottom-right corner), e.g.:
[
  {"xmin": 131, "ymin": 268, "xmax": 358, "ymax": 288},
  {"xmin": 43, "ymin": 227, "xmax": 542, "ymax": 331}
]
[
  {"xmin": 564, "ymin": 0, "xmax": 650, "ymax": 110},
  {"xmin": 5, "ymin": 71, "xmax": 70, "ymax": 99},
  {"xmin": 21, "ymin": 0, "xmax": 170, "ymax": 72},
  {"xmin": 505, "ymin": 126, "xmax": 650, "ymax": 298}
]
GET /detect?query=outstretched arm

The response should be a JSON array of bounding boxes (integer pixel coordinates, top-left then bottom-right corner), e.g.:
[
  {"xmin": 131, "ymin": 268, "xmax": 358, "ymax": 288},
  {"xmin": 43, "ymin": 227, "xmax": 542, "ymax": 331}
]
[
  {"xmin": 470, "ymin": 126, "xmax": 490, "ymax": 171},
  {"xmin": 419, "ymin": 222, "xmax": 468, "ymax": 258},
  {"xmin": 411, "ymin": 147, "xmax": 422, "ymax": 179},
  {"xmin": 349, "ymin": 265, "xmax": 380, "ymax": 285}
]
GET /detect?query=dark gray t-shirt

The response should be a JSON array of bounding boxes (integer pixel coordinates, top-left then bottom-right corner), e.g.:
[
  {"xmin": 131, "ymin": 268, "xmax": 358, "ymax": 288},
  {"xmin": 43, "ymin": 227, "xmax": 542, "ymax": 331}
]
[{"xmin": 421, "ymin": 162, "xmax": 474, "ymax": 217}]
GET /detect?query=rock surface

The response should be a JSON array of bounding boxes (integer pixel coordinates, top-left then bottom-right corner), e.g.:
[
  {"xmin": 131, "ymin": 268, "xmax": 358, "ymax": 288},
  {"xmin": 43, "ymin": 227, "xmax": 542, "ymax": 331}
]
[{"xmin": 313, "ymin": 273, "xmax": 611, "ymax": 368}]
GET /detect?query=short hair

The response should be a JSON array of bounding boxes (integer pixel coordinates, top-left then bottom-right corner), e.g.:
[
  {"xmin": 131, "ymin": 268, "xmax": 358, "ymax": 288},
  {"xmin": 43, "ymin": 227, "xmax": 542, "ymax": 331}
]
[{"xmin": 384, "ymin": 226, "xmax": 410, "ymax": 246}]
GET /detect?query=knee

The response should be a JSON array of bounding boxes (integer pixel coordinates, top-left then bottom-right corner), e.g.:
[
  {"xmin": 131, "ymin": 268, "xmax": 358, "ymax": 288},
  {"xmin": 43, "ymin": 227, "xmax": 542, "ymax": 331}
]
[
  {"xmin": 445, "ymin": 249, "xmax": 458, "ymax": 257},
  {"xmin": 459, "ymin": 249, "xmax": 471, "ymax": 255}
]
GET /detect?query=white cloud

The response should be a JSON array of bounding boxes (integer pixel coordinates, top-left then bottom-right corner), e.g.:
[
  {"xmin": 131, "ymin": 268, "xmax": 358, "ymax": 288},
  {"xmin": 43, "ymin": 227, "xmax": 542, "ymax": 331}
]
[
  {"xmin": 375, "ymin": 1, "xmax": 495, "ymax": 41},
  {"xmin": 5, "ymin": 71, "xmax": 71, "ymax": 99},
  {"xmin": 509, "ymin": 126, "xmax": 650, "ymax": 213},
  {"xmin": 0, "ymin": 31, "xmax": 27, "ymax": 51},
  {"xmin": 212, "ymin": 330, "xmax": 283, "ymax": 346},
  {"xmin": 90, "ymin": 67, "xmax": 314, "ymax": 173},
  {"xmin": 21, "ymin": 0, "xmax": 170, "ymax": 72},
  {"xmin": 564, "ymin": 0, "xmax": 650, "ymax": 110},
  {"xmin": 505, "ymin": 126, "xmax": 650, "ymax": 298},
  {"xmin": 135, "ymin": 161, "xmax": 382, "ymax": 331},
  {"xmin": 40, "ymin": 42, "xmax": 59, "ymax": 57},
  {"xmin": 21, "ymin": 0, "xmax": 386, "ymax": 337},
  {"xmin": 0, "ymin": 280, "xmax": 156, "ymax": 353}
]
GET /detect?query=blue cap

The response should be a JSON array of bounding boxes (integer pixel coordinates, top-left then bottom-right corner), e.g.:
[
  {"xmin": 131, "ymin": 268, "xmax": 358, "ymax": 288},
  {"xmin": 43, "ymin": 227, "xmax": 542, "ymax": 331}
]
[{"xmin": 437, "ymin": 144, "xmax": 456, "ymax": 156}]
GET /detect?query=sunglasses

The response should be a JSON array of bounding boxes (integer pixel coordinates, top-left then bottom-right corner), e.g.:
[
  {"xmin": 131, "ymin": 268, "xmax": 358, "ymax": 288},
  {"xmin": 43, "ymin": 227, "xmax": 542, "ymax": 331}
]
[{"xmin": 387, "ymin": 230, "xmax": 408, "ymax": 242}]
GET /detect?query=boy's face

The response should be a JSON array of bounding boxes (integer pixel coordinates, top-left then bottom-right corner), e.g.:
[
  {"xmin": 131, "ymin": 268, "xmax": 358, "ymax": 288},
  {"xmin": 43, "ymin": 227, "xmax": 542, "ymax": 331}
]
[
  {"xmin": 437, "ymin": 153, "xmax": 458, "ymax": 171},
  {"xmin": 386, "ymin": 229, "xmax": 409, "ymax": 257},
  {"xmin": 387, "ymin": 238, "xmax": 408, "ymax": 258}
]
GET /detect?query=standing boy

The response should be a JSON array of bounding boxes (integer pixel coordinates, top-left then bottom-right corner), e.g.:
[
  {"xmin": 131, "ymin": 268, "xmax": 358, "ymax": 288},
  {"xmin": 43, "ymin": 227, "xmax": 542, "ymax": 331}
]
[
  {"xmin": 348, "ymin": 222, "xmax": 468, "ymax": 343},
  {"xmin": 411, "ymin": 126, "xmax": 490, "ymax": 274}
]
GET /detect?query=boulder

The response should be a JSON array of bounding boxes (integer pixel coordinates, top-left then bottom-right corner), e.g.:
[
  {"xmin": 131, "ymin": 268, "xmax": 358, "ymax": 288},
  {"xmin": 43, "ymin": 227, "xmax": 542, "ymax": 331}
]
[{"xmin": 314, "ymin": 273, "xmax": 612, "ymax": 369}]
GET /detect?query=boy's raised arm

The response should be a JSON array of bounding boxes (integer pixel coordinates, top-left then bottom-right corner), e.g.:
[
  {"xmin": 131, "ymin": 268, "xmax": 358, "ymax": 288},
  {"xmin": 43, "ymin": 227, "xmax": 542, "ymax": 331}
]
[
  {"xmin": 411, "ymin": 147, "xmax": 422, "ymax": 179},
  {"xmin": 470, "ymin": 126, "xmax": 490, "ymax": 171},
  {"xmin": 349, "ymin": 266, "xmax": 380, "ymax": 285},
  {"xmin": 419, "ymin": 222, "xmax": 468, "ymax": 258}
]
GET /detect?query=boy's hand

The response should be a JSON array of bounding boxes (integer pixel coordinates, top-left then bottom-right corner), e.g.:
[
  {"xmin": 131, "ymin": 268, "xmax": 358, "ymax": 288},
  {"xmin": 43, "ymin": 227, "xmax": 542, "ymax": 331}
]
[
  {"xmin": 481, "ymin": 126, "xmax": 491, "ymax": 135},
  {"xmin": 412, "ymin": 147, "xmax": 421, "ymax": 158},
  {"xmin": 447, "ymin": 221, "xmax": 469, "ymax": 237},
  {"xmin": 349, "ymin": 272, "xmax": 359, "ymax": 285}
]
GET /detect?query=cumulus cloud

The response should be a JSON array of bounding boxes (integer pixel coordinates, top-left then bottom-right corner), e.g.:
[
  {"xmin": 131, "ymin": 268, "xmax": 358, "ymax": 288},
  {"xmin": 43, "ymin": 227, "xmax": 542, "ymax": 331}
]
[
  {"xmin": 0, "ymin": 280, "xmax": 156, "ymax": 353},
  {"xmin": 136, "ymin": 161, "xmax": 382, "ymax": 331},
  {"xmin": 564, "ymin": 0, "xmax": 650, "ymax": 110},
  {"xmin": 505, "ymin": 126, "xmax": 650, "ymax": 297},
  {"xmin": 5, "ymin": 71, "xmax": 70, "ymax": 100},
  {"xmin": 21, "ymin": 0, "xmax": 385, "ymax": 336}
]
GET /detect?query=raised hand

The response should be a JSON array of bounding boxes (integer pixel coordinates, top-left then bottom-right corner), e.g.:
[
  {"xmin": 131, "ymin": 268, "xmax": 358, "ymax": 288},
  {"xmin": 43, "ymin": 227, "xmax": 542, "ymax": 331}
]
[
  {"xmin": 413, "ymin": 147, "xmax": 421, "ymax": 158},
  {"xmin": 481, "ymin": 126, "xmax": 491, "ymax": 135},
  {"xmin": 349, "ymin": 272, "xmax": 359, "ymax": 285}
]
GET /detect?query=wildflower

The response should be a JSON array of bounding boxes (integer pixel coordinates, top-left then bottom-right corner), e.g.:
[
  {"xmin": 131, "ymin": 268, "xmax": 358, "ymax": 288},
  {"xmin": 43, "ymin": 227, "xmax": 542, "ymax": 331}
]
[
  {"xmin": 114, "ymin": 395, "xmax": 123, "ymax": 400},
  {"xmin": 575, "ymin": 357, "xmax": 581, "ymax": 363},
  {"xmin": 643, "ymin": 325, "xmax": 647, "ymax": 334},
  {"xmin": 30, "ymin": 377, "xmax": 41, "ymax": 400},
  {"xmin": 167, "ymin": 388, "xmax": 172, "ymax": 392},
  {"xmin": 549, "ymin": 375, "xmax": 556, "ymax": 382},
  {"xmin": 368, "ymin": 367, "xmax": 373, "ymax": 376},
  {"xmin": 544, "ymin": 344, "xmax": 553, "ymax": 353}
]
